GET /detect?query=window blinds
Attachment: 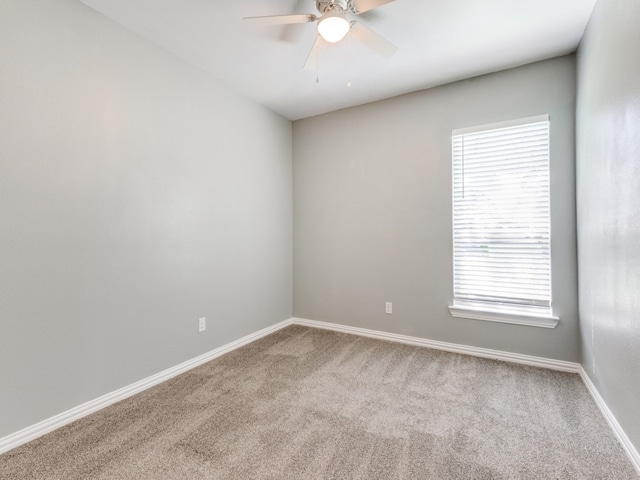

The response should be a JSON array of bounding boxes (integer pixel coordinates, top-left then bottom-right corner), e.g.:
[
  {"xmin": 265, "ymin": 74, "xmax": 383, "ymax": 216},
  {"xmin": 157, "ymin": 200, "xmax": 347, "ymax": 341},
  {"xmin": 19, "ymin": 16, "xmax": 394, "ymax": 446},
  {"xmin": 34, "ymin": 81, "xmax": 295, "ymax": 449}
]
[{"xmin": 452, "ymin": 116, "xmax": 551, "ymax": 316}]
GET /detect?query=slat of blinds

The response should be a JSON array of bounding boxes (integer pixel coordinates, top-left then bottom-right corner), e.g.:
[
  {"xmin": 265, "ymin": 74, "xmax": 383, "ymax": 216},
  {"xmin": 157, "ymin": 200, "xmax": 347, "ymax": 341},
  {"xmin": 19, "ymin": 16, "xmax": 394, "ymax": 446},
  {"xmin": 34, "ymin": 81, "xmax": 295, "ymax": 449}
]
[
  {"xmin": 452, "ymin": 160, "xmax": 548, "ymax": 169},
  {"xmin": 455, "ymin": 296, "xmax": 550, "ymax": 307},
  {"xmin": 455, "ymin": 237, "xmax": 550, "ymax": 241},
  {"xmin": 454, "ymin": 207, "xmax": 549, "ymax": 213},
  {"xmin": 456, "ymin": 279, "xmax": 550, "ymax": 287},
  {"xmin": 457, "ymin": 135, "xmax": 548, "ymax": 150},
  {"xmin": 455, "ymin": 222, "xmax": 550, "ymax": 226},
  {"xmin": 454, "ymin": 259, "xmax": 549, "ymax": 266},
  {"xmin": 454, "ymin": 247, "xmax": 549, "ymax": 253},
  {"xmin": 454, "ymin": 278, "xmax": 550, "ymax": 290},
  {"xmin": 453, "ymin": 171, "xmax": 548, "ymax": 182},
  {"xmin": 455, "ymin": 285, "xmax": 551, "ymax": 295},
  {"xmin": 454, "ymin": 285, "xmax": 550, "ymax": 295},
  {"xmin": 455, "ymin": 293, "xmax": 551, "ymax": 303},
  {"xmin": 455, "ymin": 289, "xmax": 550, "ymax": 300},
  {"xmin": 453, "ymin": 262, "xmax": 550, "ymax": 271},
  {"xmin": 453, "ymin": 186, "xmax": 549, "ymax": 193},
  {"xmin": 454, "ymin": 174, "xmax": 548, "ymax": 182},
  {"xmin": 457, "ymin": 263, "xmax": 546, "ymax": 278},
  {"xmin": 452, "ymin": 119, "xmax": 551, "ymax": 313},
  {"xmin": 459, "ymin": 127, "xmax": 548, "ymax": 142},
  {"xmin": 452, "ymin": 148, "xmax": 549, "ymax": 162},
  {"xmin": 454, "ymin": 150, "xmax": 548, "ymax": 164},
  {"xmin": 456, "ymin": 287, "xmax": 549, "ymax": 298},
  {"xmin": 454, "ymin": 279, "xmax": 550, "ymax": 290},
  {"xmin": 458, "ymin": 137, "xmax": 547, "ymax": 147},
  {"xmin": 452, "ymin": 159, "xmax": 549, "ymax": 169},
  {"xmin": 455, "ymin": 229, "xmax": 550, "ymax": 233},
  {"xmin": 454, "ymin": 138, "xmax": 548, "ymax": 153},
  {"xmin": 455, "ymin": 271, "xmax": 550, "ymax": 280}
]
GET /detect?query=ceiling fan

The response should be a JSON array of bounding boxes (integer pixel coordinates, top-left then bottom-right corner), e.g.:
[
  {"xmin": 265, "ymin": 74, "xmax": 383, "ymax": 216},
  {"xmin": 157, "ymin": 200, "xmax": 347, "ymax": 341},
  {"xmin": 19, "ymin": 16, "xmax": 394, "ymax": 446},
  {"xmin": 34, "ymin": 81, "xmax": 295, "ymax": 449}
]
[{"xmin": 244, "ymin": 0, "xmax": 398, "ymax": 70}]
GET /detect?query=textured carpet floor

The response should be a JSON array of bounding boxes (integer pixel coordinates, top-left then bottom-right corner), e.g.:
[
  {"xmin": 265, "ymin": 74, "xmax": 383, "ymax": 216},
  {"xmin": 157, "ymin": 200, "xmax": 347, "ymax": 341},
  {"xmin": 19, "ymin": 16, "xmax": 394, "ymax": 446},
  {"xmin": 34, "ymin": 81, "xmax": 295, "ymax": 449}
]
[{"xmin": 1, "ymin": 325, "xmax": 638, "ymax": 479}]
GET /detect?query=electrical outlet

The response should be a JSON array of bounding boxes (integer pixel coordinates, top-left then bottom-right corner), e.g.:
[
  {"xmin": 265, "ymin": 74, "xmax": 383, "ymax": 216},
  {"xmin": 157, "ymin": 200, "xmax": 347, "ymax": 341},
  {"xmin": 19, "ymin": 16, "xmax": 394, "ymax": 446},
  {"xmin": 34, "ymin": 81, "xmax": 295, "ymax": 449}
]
[
  {"xmin": 385, "ymin": 302, "xmax": 392, "ymax": 314},
  {"xmin": 198, "ymin": 317, "xmax": 206, "ymax": 332}
]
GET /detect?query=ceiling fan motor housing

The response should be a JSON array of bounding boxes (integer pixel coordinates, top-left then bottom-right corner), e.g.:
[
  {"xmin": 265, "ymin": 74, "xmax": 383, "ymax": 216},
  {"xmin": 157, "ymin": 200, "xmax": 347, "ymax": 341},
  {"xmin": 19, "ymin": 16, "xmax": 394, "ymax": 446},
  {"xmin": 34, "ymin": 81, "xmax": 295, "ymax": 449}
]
[{"xmin": 316, "ymin": 0, "xmax": 349, "ymax": 14}]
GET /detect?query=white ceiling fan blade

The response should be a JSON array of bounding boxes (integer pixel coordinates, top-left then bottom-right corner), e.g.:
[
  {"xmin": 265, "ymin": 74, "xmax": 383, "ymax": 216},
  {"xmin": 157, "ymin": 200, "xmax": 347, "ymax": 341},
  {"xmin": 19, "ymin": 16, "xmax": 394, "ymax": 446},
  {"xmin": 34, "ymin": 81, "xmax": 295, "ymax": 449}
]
[
  {"xmin": 303, "ymin": 35, "xmax": 328, "ymax": 71},
  {"xmin": 351, "ymin": 0, "xmax": 396, "ymax": 14},
  {"xmin": 280, "ymin": 0, "xmax": 312, "ymax": 43},
  {"xmin": 243, "ymin": 13, "xmax": 317, "ymax": 26},
  {"xmin": 349, "ymin": 22, "xmax": 397, "ymax": 58}
]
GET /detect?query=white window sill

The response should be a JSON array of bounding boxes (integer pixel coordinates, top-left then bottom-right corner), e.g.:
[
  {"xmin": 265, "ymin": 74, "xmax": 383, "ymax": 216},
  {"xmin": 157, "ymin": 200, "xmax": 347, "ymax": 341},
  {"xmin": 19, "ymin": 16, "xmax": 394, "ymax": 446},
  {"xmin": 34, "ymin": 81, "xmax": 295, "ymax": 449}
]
[{"xmin": 448, "ymin": 305, "xmax": 559, "ymax": 329}]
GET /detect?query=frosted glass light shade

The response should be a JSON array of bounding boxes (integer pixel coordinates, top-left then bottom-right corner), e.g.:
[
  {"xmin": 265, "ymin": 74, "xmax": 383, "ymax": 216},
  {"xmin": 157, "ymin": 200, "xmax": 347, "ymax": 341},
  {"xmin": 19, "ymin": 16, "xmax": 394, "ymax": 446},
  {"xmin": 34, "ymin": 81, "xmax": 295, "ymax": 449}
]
[{"xmin": 317, "ymin": 14, "xmax": 350, "ymax": 43}]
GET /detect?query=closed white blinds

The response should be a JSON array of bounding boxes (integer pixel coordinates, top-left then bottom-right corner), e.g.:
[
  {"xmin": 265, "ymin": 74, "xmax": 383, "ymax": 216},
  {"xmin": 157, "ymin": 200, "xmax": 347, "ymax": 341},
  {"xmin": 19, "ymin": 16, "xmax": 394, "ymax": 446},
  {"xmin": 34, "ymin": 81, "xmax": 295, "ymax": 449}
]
[{"xmin": 452, "ymin": 116, "xmax": 551, "ymax": 316}]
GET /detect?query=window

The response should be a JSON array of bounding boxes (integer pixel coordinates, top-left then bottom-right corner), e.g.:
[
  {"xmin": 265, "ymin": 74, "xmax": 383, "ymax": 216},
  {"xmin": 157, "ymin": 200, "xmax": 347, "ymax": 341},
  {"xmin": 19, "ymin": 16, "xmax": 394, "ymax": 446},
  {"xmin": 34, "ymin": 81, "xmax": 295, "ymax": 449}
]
[{"xmin": 448, "ymin": 115, "xmax": 558, "ymax": 328}]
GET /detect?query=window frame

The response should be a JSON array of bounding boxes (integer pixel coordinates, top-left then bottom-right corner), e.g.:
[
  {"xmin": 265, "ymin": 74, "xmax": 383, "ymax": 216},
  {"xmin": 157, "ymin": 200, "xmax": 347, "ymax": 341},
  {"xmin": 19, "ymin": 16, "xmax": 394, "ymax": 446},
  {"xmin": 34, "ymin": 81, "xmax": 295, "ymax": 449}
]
[{"xmin": 448, "ymin": 115, "xmax": 559, "ymax": 329}]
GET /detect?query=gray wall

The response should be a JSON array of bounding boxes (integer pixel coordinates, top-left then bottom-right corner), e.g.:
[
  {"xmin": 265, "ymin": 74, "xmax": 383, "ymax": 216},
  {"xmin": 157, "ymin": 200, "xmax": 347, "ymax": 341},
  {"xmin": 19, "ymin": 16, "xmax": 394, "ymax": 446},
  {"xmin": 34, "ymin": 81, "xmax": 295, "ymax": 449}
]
[
  {"xmin": 293, "ymin": 56, "xmax": 579, "ymax": 361},
  {"xmin": 577, "ymin": 0, "xmax": 640, "ymax": 453},
  {"xmin": 0, "ymin": 0, "xmax": 292, "ymax": 438}
]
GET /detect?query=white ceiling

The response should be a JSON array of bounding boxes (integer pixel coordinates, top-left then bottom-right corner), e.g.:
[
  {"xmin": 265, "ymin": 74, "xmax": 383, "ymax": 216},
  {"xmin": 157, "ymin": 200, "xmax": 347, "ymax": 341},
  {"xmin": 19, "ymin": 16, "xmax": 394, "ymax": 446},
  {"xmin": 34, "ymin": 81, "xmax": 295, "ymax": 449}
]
[{"xmin": 80, "ymin": 0, "xmax": 597, "ymax": 120}]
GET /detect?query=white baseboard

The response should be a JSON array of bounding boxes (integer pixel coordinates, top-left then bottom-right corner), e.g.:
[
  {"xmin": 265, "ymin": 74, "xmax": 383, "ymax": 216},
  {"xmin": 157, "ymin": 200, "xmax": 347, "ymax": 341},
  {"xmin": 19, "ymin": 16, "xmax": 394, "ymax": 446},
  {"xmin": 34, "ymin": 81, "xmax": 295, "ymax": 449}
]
[
  {"xmin": 0, "ymin": 318, "xmax": 294, "ymax": 455},
  {"xmin": 579, "ymin": 367, "xmax": 640, "ymax": 475},
  {"xmin": 292, "ymin": 317, "xmax": 580, "ymax": 372}
]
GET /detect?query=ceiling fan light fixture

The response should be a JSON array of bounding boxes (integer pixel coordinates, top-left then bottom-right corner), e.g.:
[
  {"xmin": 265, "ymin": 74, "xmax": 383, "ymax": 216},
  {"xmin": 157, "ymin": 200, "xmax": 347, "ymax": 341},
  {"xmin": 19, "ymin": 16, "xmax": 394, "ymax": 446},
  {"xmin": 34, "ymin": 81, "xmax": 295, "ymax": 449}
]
[{"xmin": 317, "ymin": 13, "xmax": 350, "ymax": 43}]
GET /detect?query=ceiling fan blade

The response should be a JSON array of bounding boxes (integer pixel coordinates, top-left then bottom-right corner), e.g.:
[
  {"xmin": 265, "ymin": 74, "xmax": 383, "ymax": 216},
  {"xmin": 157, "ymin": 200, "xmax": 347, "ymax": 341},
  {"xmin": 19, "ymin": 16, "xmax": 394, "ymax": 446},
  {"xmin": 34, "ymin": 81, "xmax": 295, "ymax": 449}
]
[
  {"xmin": 356, "ymin": 9, "xmax": 383, "ymax": 24},
  {"xmin": 243, "ymin": 13, "xmax": 317, "ymax": 26},
  {"xmin": 349, "ymin": 22, "xmax": 397, "ymax": 58},
  {"xmin": 351, "ymin": 0, "xmax": 396, "ymax": 14},
  {"xmin": 280, "ymin": 0, "xmax": 312, "ymax": 43},
  {"xmin": 303, "ymin": 36, "xmax": 328, "ymax": 71}
]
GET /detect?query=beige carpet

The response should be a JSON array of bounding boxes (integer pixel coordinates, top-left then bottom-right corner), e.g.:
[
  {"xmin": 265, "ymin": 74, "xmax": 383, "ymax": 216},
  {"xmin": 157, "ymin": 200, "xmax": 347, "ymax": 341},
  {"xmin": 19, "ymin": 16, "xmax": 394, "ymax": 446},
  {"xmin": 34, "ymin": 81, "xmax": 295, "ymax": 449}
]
[{"xmin": 1, "ymin": 325, "xmax": 638, "ymax": 479}]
